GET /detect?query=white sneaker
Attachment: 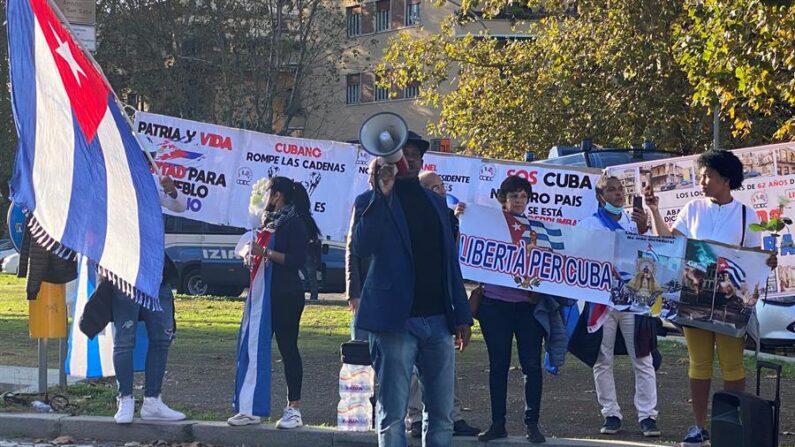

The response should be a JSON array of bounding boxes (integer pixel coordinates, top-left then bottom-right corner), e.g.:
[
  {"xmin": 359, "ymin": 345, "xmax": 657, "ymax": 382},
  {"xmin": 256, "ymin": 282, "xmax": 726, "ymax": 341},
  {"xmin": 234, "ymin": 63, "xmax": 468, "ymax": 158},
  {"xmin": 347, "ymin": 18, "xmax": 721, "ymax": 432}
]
[
  {"xmin": 114, "ymin": 396, "xmax": 135, "ymax": 424},
  {"xmin": 140, "ymin": 395, "xmax": 186, "ymax": 421},
  {"xmin": 227, "ymin": 413, "xmax": 262, "ymax": 426},
  {"xmin": 276, "ymin": 406, "xmax": 303, "ymax": 429}
]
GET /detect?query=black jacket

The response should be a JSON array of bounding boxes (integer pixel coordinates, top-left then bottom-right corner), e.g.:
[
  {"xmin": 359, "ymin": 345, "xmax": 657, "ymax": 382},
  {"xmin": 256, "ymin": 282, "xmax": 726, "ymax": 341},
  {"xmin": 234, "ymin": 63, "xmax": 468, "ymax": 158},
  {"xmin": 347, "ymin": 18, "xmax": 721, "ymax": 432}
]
[{"xmin": 18, "ymin": 218, "xmax": 76, "ymax": 300}]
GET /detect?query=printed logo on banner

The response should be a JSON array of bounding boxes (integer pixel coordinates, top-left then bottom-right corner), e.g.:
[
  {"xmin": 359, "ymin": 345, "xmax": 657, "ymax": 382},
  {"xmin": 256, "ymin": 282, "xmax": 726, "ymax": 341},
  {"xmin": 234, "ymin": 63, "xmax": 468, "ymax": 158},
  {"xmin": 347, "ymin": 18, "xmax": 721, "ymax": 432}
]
[
  {"xmin": 751, "ymin": 191, "xmax": 769, "ymax": 209},
  {"xmin": 787, "ymin": 188, "xmax": 795, "ymax": 200},
  {"xmin": 302, "ymin": 172, "xmax": 322, "ymax": 196},
  {"xmin": 479, "ymin": 164, "xmax": 496, "ymax": 181},
  {"xmin": 156, "ymin": 141, "xmax": 205, "ymax": 164},
  {"xmin": 236, "ymin": 167, "xmax": 253, "ymax": 186},
  {"xmin": 268, "ymin": 166, "xmax": 280, "ymax": 178},
  {"xmin": 356, "ymin": 149, "xmax": 370, "ymax": 166}
]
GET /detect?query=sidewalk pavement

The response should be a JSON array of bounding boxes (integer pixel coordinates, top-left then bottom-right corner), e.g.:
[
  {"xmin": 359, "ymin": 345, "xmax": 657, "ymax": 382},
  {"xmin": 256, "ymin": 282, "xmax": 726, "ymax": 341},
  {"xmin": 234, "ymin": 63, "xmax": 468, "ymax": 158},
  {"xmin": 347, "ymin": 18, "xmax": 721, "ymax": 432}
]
[{"xmin": 0, "ymin": 413, "xmax": 673, "ymax": 447}]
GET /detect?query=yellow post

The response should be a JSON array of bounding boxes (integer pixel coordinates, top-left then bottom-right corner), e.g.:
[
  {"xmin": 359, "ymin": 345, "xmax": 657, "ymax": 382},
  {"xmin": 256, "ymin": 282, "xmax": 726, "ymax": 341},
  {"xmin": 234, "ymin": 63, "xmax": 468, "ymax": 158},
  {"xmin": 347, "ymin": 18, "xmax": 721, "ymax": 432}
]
[{"xmin": 29, "ymin": 282, "xmax": 67, "ymax": 338}]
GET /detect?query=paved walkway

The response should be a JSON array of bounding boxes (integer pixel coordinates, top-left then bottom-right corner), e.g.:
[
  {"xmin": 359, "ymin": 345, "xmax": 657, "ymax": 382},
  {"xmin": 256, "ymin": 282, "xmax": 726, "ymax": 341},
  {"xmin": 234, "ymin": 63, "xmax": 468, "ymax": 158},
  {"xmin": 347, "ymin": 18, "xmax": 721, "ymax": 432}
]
[{"xmin": 0, "ymin": 413, "xmax": 673, "ymax": 447}]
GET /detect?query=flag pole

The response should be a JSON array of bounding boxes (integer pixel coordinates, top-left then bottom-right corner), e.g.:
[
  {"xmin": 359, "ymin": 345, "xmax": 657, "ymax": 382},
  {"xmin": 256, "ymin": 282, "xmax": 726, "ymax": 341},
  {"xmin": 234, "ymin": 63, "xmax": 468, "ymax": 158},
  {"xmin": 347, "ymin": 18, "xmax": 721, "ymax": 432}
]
[{"xmin": 44, "ymin": 0, "xmax": 158, "ymax": 171}]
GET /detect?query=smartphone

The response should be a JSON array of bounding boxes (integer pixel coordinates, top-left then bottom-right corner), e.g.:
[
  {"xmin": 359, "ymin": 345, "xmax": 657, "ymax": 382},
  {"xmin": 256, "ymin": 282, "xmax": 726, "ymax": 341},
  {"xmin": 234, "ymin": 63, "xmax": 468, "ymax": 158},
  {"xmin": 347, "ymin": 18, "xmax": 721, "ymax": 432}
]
[{"xmin": 633, "ymin": 195, "xmax": 643, "ymax": 210}]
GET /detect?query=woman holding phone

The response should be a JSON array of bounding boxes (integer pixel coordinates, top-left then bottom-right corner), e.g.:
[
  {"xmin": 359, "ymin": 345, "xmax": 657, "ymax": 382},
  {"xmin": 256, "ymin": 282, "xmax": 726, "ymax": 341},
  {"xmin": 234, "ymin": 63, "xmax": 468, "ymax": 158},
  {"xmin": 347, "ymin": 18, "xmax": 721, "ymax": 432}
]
[{"xmin": 645, "ymin": 150, "xmax": 777, "ymax": 447}]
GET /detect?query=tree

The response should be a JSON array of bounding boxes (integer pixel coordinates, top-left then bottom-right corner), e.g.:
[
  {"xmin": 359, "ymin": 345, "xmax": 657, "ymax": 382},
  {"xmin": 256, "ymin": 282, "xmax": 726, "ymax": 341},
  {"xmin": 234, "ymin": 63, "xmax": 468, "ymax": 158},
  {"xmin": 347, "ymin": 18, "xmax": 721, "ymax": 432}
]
[
  {"xmin": 379, "ymin": 0, "xmax": 790, "ymax": 161},
  {"xmin": 674, "ymin": 0, "xmax": 795, "ymax": 142},
  {"xmin": 95, "ymin": 0, "xmax": 346, "ymax": 135}
]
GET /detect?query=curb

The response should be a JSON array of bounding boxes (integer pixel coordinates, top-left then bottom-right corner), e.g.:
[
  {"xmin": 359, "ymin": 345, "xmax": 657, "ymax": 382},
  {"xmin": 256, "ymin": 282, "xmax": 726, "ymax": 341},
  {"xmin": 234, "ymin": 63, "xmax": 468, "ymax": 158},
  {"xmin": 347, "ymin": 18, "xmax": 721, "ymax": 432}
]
[{"xmin": 0, "ymin": 413, "xmax": 672, "ymax": 447}]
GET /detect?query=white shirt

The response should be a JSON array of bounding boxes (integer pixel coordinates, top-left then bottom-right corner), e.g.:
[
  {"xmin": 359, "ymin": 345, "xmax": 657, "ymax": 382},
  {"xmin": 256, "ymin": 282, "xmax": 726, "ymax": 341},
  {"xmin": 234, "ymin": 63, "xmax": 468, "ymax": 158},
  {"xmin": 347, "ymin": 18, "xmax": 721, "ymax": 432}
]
[
  {"xmin": 672, "ymin": 198, "xmax": 760, "ymax": 248},
  {"xmin": 578, "ymin": 210, "xmax": 641, "ymax": 234}
]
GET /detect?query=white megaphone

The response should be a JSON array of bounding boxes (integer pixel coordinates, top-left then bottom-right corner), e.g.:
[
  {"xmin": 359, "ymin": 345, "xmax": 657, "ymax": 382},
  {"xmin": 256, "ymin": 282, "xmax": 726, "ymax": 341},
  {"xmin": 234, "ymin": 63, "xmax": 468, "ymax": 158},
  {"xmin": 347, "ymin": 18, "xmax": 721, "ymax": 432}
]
[{"xmin": 359, "ymin": 112, "xmax": 410, "ymax": 175}]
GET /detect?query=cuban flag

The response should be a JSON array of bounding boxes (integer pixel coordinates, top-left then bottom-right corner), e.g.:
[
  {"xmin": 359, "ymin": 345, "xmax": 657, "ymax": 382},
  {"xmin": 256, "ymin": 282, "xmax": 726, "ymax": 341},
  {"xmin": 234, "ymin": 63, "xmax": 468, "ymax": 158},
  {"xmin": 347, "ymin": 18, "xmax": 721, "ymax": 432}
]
[
  {"xmin": 7, "ymin": 0, "xmax": 164, "ymax": 307},
  {"xmin": 66, "ymin": 256, "xmax": 148, "ymax": 377},
  {"xmin": 644, "ymin": 243, "xmax": 659, "ymax": 262},
  {"xmin": 717, "ymin": 257, "xmax": 746, "ymax": 289},
  {"xmin": 233, "ymin": 230, "xmax": 274, "ymax": 417},
  {"xmin": 504, "ymin": 213, "xmax": 565, "ymax": 250}
]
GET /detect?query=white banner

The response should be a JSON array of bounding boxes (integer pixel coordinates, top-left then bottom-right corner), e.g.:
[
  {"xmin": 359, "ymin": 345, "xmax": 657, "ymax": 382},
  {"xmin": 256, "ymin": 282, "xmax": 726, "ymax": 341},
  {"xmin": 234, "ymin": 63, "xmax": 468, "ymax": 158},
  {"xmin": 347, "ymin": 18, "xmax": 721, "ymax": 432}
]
[
  {"xmin": 135, "ymin": 113, "xmax": 601, "ymax": 241},
  {"xmin": 135, "ymin": 112, "xmax": 359, "ymax": 240},
  {"xmin": 605, "ymin": 142, "xmax": 795, "ymax": 300},
  {"xmin": 458, "ymin": 204, "xmax": 616, "ymax": 305}
]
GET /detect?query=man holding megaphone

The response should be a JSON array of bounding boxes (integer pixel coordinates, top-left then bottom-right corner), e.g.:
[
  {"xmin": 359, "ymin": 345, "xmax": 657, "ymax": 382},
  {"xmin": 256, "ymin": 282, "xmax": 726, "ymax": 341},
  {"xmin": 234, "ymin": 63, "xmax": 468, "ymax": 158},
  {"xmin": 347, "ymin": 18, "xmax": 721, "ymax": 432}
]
[{"xmin": 350, "ymin": 113, "xmax": 473, "ymax": 447}]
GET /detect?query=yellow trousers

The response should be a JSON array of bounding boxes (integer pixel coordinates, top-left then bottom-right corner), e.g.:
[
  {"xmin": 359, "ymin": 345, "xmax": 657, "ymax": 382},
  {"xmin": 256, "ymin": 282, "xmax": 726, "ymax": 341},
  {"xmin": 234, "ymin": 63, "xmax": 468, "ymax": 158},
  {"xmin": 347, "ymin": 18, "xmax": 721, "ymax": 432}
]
[{"xmin": 683, "ymin": 326, "xmax": 745, "ymax": 381}]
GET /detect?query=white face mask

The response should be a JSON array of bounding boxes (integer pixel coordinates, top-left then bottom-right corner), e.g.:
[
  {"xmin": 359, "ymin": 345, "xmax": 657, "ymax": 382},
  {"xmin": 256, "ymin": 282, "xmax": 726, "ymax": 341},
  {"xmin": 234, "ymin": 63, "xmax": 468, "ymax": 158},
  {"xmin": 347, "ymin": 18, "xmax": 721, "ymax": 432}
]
[{"xmin": 603, "ymin": 201, "xmax": 624, "ymax": 215}]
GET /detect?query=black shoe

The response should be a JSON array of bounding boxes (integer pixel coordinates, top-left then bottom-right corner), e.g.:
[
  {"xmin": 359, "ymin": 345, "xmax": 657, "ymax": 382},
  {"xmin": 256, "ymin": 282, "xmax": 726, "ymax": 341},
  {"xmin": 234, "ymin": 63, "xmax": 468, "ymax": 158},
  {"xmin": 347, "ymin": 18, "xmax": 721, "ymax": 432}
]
[
  {"xmin": 453, "ymin": 419, "xmax": 480, "ymax": 436},
  {"xmin": 409, "ymin": 420, "xmax": 422, "ymax": 439},
  {"xmin": 526, "ymin": 424, "xmax": 546, "ymax": 443},
  {"xmin": 640, "ymin": 417, "xmax": 660, "ymax": 437},
  {"xmin": 600, "ymin": 416, "xmax": 621, "ymax": 434},
  {"xmin": 477, "ymin": 424, "xmax": 508, "ymax": 442}
]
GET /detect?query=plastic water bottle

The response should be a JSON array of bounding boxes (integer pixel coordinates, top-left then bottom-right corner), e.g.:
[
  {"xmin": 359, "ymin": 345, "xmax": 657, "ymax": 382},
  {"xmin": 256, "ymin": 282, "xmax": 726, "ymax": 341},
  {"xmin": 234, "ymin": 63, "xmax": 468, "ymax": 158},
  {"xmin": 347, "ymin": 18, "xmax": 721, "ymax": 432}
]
[
  {"xmin": 31, "ymin": 400, "xmax": 52, "ymax": 412},
  {"xmin": 337, "ymin": 363, "xmax": 374, "ymax": 431}
]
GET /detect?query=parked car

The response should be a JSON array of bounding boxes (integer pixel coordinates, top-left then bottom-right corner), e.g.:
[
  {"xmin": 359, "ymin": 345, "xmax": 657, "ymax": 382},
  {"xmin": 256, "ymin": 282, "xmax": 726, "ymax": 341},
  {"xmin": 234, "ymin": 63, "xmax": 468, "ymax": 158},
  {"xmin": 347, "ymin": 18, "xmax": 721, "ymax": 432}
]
[
  {"xmin": 0, "ymin": 239, "xmax": 17, "ymax": 265},
  {"xmin": 2, "ymin": 253, "xmax": 19, "ymax": 275},
  {"xmin": 165, "ymin": 216, "xmax": 344, "ymax": 297},
  {"xmin": 544, "ymin": 144, "xmax": 795, "ymax": 347}
]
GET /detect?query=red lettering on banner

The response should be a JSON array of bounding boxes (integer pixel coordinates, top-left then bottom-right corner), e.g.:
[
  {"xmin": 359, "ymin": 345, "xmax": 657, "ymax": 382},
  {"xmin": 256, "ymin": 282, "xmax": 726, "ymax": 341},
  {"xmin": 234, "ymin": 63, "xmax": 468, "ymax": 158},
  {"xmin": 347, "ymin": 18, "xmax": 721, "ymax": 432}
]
[
  {"xmin": 200, "ymin": 132, "xmax": 233, "ymax": 150},
  {"xmin": 506, "ymin": 169, "xmax": 538, "ymax": 185},
  {"xmin": 275, "ymin": 142, "xmax": 322, "ymax": 158}
]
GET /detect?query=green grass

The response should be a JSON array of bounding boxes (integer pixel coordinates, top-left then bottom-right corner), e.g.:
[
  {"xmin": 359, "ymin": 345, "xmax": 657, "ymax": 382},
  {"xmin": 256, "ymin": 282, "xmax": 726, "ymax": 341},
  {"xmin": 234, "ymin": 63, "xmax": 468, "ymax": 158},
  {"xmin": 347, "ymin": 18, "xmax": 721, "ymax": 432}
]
[{"xmin": 0, "ymin": 272, "xmax": 791, "ymax": 421}]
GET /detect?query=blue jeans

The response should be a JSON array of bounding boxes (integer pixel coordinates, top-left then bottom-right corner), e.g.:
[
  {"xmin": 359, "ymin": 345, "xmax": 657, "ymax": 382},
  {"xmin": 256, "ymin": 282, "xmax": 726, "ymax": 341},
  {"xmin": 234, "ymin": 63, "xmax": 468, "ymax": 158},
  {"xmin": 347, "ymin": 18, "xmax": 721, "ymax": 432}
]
[
  {"xmin": 369, "ymin": 315, "xmax": 455, "ymax": 447},
  {"xmin": 478, "ymin": 297, "xmax": 545, "ymax": 427},
  {"xmin": 112, "ymin": 283, "xmax": 175, "ymax": 397}
]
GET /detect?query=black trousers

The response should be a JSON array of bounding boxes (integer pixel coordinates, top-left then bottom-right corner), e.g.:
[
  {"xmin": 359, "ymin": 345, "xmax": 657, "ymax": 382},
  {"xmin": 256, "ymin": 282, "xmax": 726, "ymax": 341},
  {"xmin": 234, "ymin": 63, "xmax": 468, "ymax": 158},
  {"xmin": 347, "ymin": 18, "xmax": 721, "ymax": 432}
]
[
  {"xmin": 272, "ymin": 290, "xmax": 305, "ymax": 402},
  {"xmin": 478, "ymin": 297, "xmax": 545, "ymax": 427}
]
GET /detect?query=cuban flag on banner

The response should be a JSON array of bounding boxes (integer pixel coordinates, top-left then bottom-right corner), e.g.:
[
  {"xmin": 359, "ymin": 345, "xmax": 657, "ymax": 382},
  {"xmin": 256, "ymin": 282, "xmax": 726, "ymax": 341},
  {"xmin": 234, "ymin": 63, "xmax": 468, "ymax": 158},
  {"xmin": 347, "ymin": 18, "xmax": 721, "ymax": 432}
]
[
  {"xmin": 66, "ymin": 256, "xmax": 148, "ymax": 378},
  {"xmin": 504, "ymin": 213, "xmax": 566, "ymax": 250},
  {"xmin": 7, "ymin": 0, "xmax": 164, "ymax": 307},
  {"xmin": 717, "ymin": 257, "xmax": 746, "ymax": 288}
]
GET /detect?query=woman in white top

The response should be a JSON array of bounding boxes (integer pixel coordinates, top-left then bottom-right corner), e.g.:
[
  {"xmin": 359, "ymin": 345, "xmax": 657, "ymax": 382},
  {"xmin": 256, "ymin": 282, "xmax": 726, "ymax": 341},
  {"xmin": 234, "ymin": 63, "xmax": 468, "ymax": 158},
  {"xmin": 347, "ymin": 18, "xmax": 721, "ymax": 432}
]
[{"xmin": 645, "ymin": 150, "xmax": 777, "ymax": 447}]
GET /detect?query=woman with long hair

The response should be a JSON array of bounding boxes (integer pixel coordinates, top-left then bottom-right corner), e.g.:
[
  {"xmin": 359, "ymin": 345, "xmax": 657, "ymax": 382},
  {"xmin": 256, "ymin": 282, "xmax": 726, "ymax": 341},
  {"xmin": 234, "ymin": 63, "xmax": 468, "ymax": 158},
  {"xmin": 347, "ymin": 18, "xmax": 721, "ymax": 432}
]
[{"xmin": 228, "ymin": 176, "xmax": 321, "ymax": 428}]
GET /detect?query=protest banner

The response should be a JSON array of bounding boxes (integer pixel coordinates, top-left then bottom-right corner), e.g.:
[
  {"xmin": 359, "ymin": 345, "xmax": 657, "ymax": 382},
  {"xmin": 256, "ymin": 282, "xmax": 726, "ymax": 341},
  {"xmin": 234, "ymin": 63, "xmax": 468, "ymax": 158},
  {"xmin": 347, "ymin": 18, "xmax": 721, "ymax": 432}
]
[
  {"xmin": 458, "ymin": 204, "xmax": 616, "ymax": 305},
  {"xmin": 472, "ymin": 160, "xmax": 602, "ymax": 226},
  {"xmin": 229, "ymin": 131, "xmax": 358, "ymax": 241},
  {"xmin": 135, "ymin": 112, "xmax": 359, "ymax": 240},
  {"xmin": 605, "ymin": 142, "xmax": 795, "ymax": 300},
  {"xmin": 135, "ymin": 113, "xmax": 242, "ymax": 226},
  {"xmin": 663, "ymin": 239, "xmax": 770, "ymax": 336},
  {"xmin": 353, "ymin": 151, "xmax": 602, "ymax": 226},
  {"xmin": 458, "ymin": 203, "xmax": 766, "ymax": 334}
]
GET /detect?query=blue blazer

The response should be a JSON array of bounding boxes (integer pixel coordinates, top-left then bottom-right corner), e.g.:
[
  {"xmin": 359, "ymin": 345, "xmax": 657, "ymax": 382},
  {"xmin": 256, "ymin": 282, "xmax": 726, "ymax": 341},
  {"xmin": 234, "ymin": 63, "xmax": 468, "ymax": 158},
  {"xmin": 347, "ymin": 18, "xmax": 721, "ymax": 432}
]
[{"xmin": 350, "ymin": 187, "xmax": 473, "ymax": 333}]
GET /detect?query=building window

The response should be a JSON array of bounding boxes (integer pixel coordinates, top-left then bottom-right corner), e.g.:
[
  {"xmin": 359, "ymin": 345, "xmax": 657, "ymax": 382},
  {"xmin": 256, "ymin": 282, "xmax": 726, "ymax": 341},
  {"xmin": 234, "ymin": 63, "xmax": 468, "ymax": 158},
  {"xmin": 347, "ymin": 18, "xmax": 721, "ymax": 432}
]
[
  {"xmin": 406, "ymin": 1, "xmax": 421, "ymax": 26},
  {"xmin": 376, "ymin": 0, "xmax": 391, "ymax": 32},
  {"xmin": 404, "ymin": 81, "xmax": 420, "ymax": 98},
  {"xmin": 375, "ymin": 81, "xmax": 389, "ymax": 102},
  {"xmin": 346, "ymin": 6, "xmax": 362, "ymax": 37},
  {"xmin": 346, "ymin": 74, "xmax": 361, "ymax": 104}
]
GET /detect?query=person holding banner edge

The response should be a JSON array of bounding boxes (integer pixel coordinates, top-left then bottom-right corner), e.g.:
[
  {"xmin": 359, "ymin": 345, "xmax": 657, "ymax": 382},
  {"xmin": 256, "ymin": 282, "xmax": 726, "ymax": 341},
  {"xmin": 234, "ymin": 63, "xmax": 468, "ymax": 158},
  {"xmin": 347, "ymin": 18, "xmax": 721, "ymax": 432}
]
[
  {"xmin": 644, "ymin": 150, "xmax": 777, "ymax": 447},
  {"xmin": 459, "ymin": 175, "xmax": 570, "ymax": 444},
  {"xmin": 572, "ymin": 176, "xmax": 661, "ymax": 438},
  {"xmin": 350, "ymin": 133, "xmax": 473, "ymax": 447}
]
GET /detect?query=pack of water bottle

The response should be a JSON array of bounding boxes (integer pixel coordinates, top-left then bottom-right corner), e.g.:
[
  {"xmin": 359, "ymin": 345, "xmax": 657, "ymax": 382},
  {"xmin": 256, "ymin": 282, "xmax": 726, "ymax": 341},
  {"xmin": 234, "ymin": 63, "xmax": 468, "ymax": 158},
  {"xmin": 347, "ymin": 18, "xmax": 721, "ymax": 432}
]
[{"xmin": 337, "ymin": 362, "xmax": 374, "ymax": 431}]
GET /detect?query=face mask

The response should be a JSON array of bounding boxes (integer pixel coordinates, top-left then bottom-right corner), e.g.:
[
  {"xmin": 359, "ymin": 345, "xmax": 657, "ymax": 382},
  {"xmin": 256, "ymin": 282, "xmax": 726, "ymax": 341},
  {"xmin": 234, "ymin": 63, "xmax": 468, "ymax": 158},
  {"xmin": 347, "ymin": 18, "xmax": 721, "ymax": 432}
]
[
  {"xmin": 603, "ymin": 201, "xmax": 624, "ymax": 215},
  {"xmin": 263, "ymin": 189, "xmax": 275, "ymax": 213}
]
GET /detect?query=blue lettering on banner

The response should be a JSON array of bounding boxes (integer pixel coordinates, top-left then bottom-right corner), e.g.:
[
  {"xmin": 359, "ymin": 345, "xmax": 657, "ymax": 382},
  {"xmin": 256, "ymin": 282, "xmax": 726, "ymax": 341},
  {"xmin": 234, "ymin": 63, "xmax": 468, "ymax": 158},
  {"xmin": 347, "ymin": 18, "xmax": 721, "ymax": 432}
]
[
  {"xmin": 187, "ymin": 198, "xmax": 202, "ymax": 212},
  {"xmin": 459, "ymin": 233, "xmax": 612, "ymax": 291}
]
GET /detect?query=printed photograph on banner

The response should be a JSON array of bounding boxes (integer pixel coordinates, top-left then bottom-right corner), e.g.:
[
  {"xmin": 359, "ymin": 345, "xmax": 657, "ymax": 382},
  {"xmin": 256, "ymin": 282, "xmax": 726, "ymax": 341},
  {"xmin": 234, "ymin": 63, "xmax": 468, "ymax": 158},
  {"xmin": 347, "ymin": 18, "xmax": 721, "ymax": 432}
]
[
  {"xmin": 664, "ymin": 240, "xmax": 770, "ymax": 336},
  {"xmin": 775, "ymin": 146, "xmax": 795, "ymax": 176},
  {"xmin": 737, "ymin": 149, "xmax": 775, "ymax": 178},
  {"xmin": 642, "ymin": 160, "xmax": 695, "ymax": 193},
  {"xmin": 611, "ymin": 234, "xmax": 685, "ymax": 316},
  {"xmin": 612, "ymin": 167, "xmax": 639, "ymax": 208}
]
